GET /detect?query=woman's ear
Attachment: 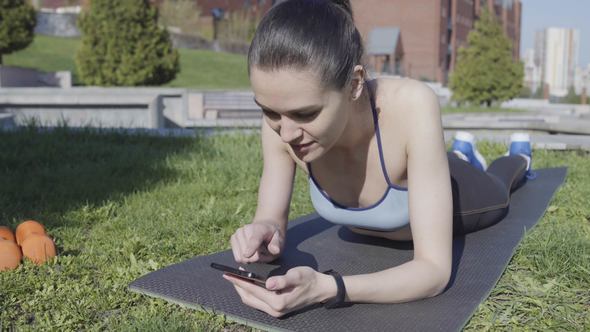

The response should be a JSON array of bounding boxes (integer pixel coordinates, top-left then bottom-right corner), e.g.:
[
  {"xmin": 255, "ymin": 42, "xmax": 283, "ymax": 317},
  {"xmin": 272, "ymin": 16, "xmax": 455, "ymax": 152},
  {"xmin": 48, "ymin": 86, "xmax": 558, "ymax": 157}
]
[{"xmin": 350, "ymin": 65, "xmax": 366, "ymax": 101}]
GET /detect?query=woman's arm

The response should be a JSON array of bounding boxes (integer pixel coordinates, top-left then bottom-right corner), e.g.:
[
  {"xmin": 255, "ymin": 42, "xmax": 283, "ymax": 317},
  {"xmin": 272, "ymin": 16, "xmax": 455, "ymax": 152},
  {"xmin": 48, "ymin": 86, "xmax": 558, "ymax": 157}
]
[
  {"xmin": 342, "ymin": 81, "xmax": 453, "ymax": 303},
  {"xmin": 252, "ymin": 118, "xmax": 297, "ymax": 236},
  {"xmin": 229, "ymin": 119, "xmax": 296, "ymax": 264}
]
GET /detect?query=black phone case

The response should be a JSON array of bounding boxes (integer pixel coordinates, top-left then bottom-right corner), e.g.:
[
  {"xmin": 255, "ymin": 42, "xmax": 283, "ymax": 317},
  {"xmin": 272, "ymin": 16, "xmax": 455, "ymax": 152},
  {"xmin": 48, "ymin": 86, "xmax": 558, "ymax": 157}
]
[{"xmin": 210, "ymin": 262, "xmax": 267, "ymax": 287}]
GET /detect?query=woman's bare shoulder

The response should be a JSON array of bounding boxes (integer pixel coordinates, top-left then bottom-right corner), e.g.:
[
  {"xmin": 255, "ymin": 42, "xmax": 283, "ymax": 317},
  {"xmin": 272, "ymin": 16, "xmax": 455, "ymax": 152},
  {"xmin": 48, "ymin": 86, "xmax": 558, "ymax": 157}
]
[
  {"xmin": 373, "ymin": 77, "xmax": 438, "ymax": 115},
  {"xmin": 372, "ymin": 77, "xmax": 441, "ymax": 159}
]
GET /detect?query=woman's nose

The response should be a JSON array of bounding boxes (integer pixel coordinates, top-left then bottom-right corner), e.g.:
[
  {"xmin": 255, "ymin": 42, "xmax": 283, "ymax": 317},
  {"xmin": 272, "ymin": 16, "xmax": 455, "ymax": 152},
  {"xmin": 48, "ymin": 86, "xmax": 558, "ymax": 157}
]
[{"xmin": 279, "ymin": 119, "xmax": 302, "ymax": 143}]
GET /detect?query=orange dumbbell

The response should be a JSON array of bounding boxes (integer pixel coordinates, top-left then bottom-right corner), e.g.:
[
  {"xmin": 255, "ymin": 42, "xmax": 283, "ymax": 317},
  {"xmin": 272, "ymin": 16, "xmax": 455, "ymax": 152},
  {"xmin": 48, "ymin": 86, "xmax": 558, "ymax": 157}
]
[
  {"xmin": 0, "ymin": 226, "xmax": 22, "ymax": 271},
  {"xmin": 16, "ymin": 220, "xmax": 46, "ymax": 245},
  {"xmin": 16, "ymin": 220, "xmax": 57, "ymax": 265},
  {"xmin": 0, "ymin": 225, "xmax": 16, "ymax": 242}
]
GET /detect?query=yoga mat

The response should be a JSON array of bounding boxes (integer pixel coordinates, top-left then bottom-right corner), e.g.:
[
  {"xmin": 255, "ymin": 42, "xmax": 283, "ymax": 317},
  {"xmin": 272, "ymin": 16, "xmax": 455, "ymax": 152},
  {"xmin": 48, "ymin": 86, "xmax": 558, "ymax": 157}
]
[{"xmin": 129, "ymin": 168, "xmax": 567, "ymax": 332}]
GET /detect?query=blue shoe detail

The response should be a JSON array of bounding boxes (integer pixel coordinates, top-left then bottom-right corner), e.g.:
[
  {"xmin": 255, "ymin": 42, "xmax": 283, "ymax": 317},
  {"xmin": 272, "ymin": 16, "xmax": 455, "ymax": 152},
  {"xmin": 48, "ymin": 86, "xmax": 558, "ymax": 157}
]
[
  {"xmin": 509, "ymin": 140, "xmax": 537, "ymax": 180},
  {"xmin": 451, "ymin": 139, "xmax": 486, "ymax": 172}
]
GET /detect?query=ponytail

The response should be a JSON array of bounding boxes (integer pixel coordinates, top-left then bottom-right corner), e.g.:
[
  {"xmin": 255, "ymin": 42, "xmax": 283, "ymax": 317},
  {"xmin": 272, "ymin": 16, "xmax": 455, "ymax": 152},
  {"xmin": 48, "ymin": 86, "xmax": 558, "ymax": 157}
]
[{"xmin": 330, "ymin": 0, "xmax": 353, "ymax": 21}]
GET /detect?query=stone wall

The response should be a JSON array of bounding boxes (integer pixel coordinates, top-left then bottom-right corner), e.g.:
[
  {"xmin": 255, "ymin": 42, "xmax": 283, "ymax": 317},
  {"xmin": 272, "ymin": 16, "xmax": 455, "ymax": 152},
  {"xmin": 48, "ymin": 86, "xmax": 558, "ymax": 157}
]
[
  {"xmin": 35, "ymin": 11, "xmax": 80, "ymax": 37},
  {"xmin": 0, "ymin": 66, "xmax": 71, "ymax": 88},
  {"xmin": 0, "ymin": 88, "xmax": 185, "ymax": 129},
  {"xmin": 0, "ymin": 88, "xmax": 260, "ymax": 129}
]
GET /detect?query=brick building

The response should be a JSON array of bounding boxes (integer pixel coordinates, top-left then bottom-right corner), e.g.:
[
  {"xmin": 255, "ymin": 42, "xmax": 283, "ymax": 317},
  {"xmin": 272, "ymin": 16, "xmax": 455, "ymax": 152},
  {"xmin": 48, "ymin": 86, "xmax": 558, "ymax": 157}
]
[
  {"xmin": 197, "ymin": 0, "xmax": 521, "ymax": 85},
  {"xmin": 352, "ymin": 0, "xmax": 521, "ymax": 83},
  {"xmin": 195, "ymin": 0, "xmax": 276, "ymax": 17}
]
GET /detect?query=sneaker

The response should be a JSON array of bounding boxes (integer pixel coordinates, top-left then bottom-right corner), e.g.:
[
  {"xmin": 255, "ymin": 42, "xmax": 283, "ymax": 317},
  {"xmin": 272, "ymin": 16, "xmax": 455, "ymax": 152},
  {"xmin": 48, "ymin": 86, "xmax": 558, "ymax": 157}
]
[
  {"xmin": 451, "ymin": 131, "xmax": 487, "ymax": 171},
  {"xmin": 506, "ymin": 133, "xmax": 537, "ymax": 180}
]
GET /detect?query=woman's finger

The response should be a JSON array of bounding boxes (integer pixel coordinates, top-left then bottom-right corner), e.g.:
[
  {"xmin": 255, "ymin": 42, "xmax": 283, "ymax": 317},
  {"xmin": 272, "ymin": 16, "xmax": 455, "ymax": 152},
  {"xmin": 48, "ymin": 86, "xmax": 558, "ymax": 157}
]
[
  {"xmin": 224, "ymin": 275, "xmax": 283, "ymax": 317},
  {"xmin": 267, "ymin": 229, "xmax": 283, "ymax": 255},
  {"xmin": 242, "ymin": 225, "xmax": 265, "ymax": 258},
  {"xmin": 237, "ymin": 287, "xmax": 283, "ymax": 317},
  {"xmin": 230, "ymin": 233, "xmax": 242, "ymax": 263},
  {"xmin": 235, "ymin": 229, "xmax": 251, "ymax": 262},
  {"xmin": 267, "ymin": 267, "xmax": 304, "ymax": 291},
  {"xmin": 237, "ymin": 229, "xmax": 266, "ymax": 263},
  {"xmin": 225, "ymin": 273, "xmax": 291, "ymax": 312}
]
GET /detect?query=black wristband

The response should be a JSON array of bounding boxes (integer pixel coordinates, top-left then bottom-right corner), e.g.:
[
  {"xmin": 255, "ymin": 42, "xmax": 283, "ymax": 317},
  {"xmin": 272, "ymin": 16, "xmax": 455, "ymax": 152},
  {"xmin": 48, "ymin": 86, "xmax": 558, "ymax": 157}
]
[{"xmin": 322, "ymin": 269, "xmax": 347, "ymax": 309}]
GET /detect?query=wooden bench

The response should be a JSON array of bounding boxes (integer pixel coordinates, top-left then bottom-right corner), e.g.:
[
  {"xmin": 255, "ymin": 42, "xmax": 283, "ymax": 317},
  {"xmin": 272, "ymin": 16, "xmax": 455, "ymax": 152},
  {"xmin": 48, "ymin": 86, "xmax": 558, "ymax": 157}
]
[{"xmin": 203, "ymin": 92, "xmax": 262, "ymax": 119}]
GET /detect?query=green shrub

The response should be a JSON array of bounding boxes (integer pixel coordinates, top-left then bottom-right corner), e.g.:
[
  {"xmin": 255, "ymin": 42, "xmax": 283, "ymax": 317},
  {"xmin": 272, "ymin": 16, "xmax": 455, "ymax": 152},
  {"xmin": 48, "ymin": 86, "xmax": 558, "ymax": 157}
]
[
  {"xmin": 0, "ymin": 0, "xmax": 36, "ymax": 64},
  {"xmin": 75, "ymin": 0, "xmax": 180, "ymax": 86}
]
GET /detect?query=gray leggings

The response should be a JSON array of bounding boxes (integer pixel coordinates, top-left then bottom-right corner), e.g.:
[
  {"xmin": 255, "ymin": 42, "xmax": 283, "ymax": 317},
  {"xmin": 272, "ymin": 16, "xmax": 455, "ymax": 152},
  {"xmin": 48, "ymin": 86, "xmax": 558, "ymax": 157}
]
[{"xmin": 449, "ymin": 152, "xmax": 528, "ymax": 235}]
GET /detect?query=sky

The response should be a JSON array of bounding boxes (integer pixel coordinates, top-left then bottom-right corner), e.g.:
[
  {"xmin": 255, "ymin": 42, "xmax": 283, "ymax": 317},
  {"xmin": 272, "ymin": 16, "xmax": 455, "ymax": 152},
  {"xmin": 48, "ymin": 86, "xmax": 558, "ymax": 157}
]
[{"xmin": 520, "ymin": 0, "xmax": 590, "ymax": 67}]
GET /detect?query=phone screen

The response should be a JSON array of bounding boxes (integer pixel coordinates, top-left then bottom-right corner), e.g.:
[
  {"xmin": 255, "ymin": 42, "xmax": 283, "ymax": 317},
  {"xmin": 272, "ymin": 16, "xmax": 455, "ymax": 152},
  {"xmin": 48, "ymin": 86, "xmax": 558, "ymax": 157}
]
[{"xmin": 211, "ymin": 262, "xmax": 267, "ymax": 287}]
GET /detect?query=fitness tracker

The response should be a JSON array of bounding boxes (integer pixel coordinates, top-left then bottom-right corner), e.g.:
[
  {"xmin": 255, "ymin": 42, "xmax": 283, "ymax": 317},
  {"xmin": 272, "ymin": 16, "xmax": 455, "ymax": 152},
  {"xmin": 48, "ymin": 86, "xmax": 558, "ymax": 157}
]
[{"xmin": 322, "ymin": 269, "xmax": 347, "ymax": 309}]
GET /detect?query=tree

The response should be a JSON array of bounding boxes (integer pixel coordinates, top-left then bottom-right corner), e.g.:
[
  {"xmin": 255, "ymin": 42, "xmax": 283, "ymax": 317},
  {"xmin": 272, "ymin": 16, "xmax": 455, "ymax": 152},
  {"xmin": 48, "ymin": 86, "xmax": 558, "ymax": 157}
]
[
  {"xmin": 0, "ymin": 0, "xmax": 36, "ymax": 65},
  {"xmin": 449, "ymin": 10, "xmax": 523, "ymax": 106},
  {"xmin": 563, "ymin": 86, "xmax": 581, "ymax": 104},
  {"xmin": 75, "ymin": 0, "xmax": 180, "ymax": 86},
  {"xmin": 519, "ymin": 85, "xmax": 532, "ymax": 98}
]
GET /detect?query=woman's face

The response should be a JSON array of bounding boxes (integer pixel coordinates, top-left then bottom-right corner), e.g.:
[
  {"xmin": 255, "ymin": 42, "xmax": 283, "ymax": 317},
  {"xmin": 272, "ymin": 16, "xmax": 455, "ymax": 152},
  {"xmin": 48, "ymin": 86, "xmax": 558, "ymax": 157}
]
[{"xmin": 250, "ymin": 66, "xmax": 352, "ymax": 162}]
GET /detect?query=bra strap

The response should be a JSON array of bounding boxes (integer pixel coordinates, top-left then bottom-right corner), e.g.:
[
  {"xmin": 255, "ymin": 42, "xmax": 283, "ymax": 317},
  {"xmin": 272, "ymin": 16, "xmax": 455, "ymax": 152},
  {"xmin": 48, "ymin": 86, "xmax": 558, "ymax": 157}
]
[{"xmin": 367, "ymin": 85, "xmax": 395, "ymax": 188}]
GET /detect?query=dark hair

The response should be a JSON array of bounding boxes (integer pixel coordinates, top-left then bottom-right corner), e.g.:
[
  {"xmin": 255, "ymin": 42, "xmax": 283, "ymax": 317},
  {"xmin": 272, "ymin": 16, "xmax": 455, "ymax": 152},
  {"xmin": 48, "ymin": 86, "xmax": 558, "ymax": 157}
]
[{"xmin": 248, "ymin": 0, "xmax": 364, "ymax": 90}]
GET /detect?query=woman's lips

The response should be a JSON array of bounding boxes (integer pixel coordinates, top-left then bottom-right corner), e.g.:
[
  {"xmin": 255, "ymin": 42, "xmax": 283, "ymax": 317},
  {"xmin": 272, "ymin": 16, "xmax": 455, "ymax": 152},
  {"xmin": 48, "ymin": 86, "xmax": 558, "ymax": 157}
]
[{"xmin": 292, "ymin": 142, "xmax": 314, "ymax": 153}]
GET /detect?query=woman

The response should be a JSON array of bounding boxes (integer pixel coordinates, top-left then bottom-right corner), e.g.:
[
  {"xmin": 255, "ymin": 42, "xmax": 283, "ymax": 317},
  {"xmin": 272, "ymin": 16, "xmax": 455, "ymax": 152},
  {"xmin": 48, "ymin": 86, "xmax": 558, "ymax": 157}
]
[{"xmin": 224, "ymin": 0, "xmax": 534, "ymax": 317}]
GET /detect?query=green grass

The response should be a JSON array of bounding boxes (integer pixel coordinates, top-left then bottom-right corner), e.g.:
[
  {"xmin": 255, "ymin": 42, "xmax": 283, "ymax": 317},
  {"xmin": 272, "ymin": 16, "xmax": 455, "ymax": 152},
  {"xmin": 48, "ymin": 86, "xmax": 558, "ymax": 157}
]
[
  {"xmin": 4, "ymin": 35, "xmax": 250, "ymax": 89},
  {"xmin": 164, "ymin": 48, "xmax": 249, "ymax": 90},
  {"xmin": 3, "ymin": 35, "xmax": 81, "ymax": 84},
  {"xmin": 0, "ymin": 128, "xmax": 588, "ymax": 331}
]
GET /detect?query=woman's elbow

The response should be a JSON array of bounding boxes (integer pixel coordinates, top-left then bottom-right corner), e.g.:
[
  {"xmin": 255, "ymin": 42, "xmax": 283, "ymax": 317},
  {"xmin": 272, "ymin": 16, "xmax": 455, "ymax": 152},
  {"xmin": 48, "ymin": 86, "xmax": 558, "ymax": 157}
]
[{"xmin": 429, "ymin": 268, "xmax": 452, "ymax": 297}]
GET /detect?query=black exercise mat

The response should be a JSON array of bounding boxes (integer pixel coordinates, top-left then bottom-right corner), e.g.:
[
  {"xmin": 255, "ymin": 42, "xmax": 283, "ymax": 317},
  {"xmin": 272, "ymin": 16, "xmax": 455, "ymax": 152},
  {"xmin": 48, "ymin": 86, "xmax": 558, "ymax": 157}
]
[{"xmin": 129, "ymin": 168, "xmax": 567, "ymax": 332}]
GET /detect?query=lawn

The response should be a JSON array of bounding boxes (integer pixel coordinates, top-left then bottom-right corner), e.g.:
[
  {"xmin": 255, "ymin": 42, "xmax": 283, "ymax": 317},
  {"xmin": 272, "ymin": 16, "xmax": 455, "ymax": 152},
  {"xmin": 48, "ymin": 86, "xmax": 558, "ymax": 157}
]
[
  {"xmin": 0, "ymin": 128, "xmax": 588, "ymax": 330},
  {"xmin": 4, "ymin": 35, "xmax": 250, "ymax": 90}
]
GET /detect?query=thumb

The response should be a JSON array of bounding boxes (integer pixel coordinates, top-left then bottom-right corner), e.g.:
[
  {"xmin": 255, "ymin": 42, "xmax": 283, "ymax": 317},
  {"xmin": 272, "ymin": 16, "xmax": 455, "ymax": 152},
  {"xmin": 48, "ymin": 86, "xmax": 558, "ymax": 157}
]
[
  {"xmin": 266, "ymin": 267, "xmax": 302, "ymax": 290},
  {"xmin": 265, "ymin": 275, "xmax": 287, "ymax": 291},
  {"xmin": 267, "ymin": 229, "xmax": 283, "ymax": 254}
]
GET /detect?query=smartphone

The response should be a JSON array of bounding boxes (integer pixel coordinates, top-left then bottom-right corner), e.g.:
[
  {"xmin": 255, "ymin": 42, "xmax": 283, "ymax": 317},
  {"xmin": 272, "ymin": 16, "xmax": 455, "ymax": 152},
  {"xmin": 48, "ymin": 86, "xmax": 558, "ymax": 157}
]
[{"xmin": 211, "ymin": 262, "xmax": 267, "ymax": 287}]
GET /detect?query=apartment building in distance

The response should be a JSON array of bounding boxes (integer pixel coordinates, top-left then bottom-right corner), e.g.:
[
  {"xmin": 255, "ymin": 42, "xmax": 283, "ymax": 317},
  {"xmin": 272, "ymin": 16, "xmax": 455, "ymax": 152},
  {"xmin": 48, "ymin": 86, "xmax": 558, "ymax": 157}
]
[
  {"xmin": 523, "ymin": 48, "xmax": 542, "ymax": 94},
  {"xmin": 534, "ymin": 28, "xmax": 580, "ymax": 97}
]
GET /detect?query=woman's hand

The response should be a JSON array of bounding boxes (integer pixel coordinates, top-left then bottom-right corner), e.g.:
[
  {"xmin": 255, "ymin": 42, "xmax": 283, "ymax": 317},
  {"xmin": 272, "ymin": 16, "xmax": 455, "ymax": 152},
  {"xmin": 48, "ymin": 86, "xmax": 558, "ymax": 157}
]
[
  {"xmin": 223, "ymin": 266, "xmax": 335, "ymax": 318},
  {"xmin": 230, "ymin": 223, "xmax": 284, "ymax": 264}
]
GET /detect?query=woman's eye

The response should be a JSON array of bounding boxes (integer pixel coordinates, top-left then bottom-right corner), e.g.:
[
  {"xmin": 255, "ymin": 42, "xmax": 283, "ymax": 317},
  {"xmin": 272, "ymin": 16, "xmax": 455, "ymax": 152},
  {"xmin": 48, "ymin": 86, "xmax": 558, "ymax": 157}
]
[
  {"xmin": 294, "ymin": 112, "xmax": 319, "ymax": 120},
  {"xmin": 262, "ymin": 109, "xmax": 280, "ymax": 119},
  {"xmin": 262, "ymin": 109, "xmax": 319, "ymax": 121}
]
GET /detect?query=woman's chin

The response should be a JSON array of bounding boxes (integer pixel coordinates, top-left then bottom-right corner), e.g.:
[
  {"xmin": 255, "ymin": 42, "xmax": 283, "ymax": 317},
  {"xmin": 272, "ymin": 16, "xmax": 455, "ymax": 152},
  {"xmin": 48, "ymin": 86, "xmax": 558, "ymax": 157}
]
[{"xmin": 293, "ymin": 145, "xmax": 319, "ymax": 162}]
